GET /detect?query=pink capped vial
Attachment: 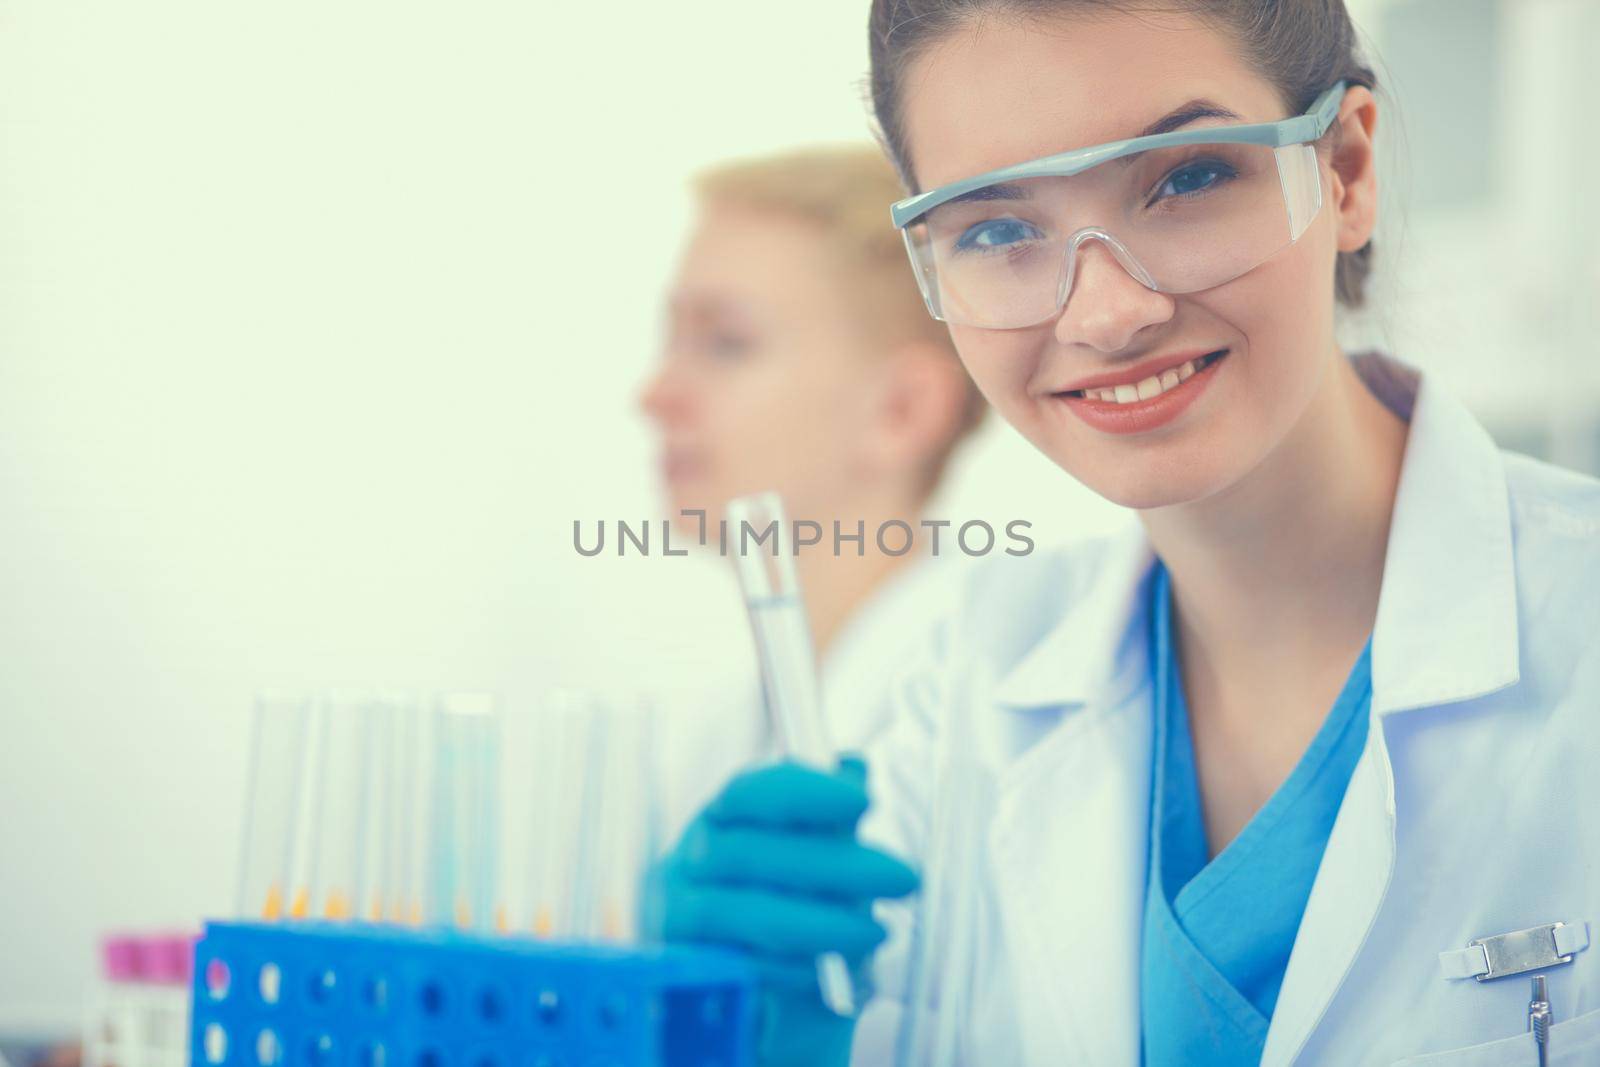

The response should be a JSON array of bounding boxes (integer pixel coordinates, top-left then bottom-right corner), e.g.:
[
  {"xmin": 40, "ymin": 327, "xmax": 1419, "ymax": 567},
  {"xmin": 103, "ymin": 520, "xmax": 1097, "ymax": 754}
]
[
  {"xmin": 101, "ymin": 936, "xmax": 144, "ymax": 982},
  {"xmin": 100, "ymin": 931, "xmax": 199, "ymax": 985},
  {"xmin": 141, "ymin": 934, "xmax": 196, "ymax": 984}
]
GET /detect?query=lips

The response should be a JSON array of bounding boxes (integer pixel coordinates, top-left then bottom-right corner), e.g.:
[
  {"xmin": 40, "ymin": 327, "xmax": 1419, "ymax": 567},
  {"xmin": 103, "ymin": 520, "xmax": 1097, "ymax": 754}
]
[
  {"xmin": 1053, "ymin": 349, "xmax": 1230, "ymax": 399},
  {"xmin": 1053, "ymin": 348, "xmax": 1230, "ymax": 435},
  {"xmin": 1062, "ymin": 350, "xmax": 1229, "ymax": 404}
]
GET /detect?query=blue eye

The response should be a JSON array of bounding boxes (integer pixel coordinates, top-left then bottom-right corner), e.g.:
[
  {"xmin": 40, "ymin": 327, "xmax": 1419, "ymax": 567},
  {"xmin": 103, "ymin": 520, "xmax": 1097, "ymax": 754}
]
[
  {"xmin": 1155, "ymin": 160, "xmax": 1236, "ymax": 200},
  {"xmin": 954, "ymin": 218, "xmax": 1044, "ymax": 253}
]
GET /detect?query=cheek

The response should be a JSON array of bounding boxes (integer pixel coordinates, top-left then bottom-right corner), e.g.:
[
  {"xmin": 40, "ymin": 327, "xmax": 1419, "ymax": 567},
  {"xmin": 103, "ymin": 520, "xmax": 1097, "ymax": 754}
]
[
  {"xmin": 948, "ymin": 324, "xmax": 1044, "ymax": 417},
  {"xmin": 704, "ymin": 358, "xmax": 814, "ymax": 435},
  {"xmin": 704, "ymin": 354, "xmax": 867, "ymax": 477},
  {"xmin": 1205, "ymin": 213, "xmax": 1338, "ymax": 405}
]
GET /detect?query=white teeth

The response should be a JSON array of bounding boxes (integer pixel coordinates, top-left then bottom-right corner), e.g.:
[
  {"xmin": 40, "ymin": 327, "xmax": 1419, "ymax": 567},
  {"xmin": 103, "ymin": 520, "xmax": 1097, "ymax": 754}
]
[{"xmin": 1074, "ymin": 354, "xmax": 1217, "ymax": 404}]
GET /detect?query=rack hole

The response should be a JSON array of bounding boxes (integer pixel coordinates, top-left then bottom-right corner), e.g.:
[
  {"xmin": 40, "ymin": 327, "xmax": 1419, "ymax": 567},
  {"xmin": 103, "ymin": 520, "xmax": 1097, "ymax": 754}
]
[
  {"xmin": 419, "ymin": 980, "xmax": 447, "ymax": 1016},
  {"xmin": 598, "ymin": 993, "xmax": 628, "ymax": 1029},
  {"xmin": 304, "ymin": 1034, "xmax": 334, "ymax": 1067},
  {"xmin": 363, "ymin": 975, "xmax": 390, "ymax": 1011},
  {"xmin": 534, "ymin": 988, "xmax": 561, "ymax": 1027},
  {"xmin": 203, "ymin": 1024, "xmax": 228, "ymax": 1064},
  {"xmin": 257, "ymin": 963, "xmax": 281, "ymax": 1004},
  {"xmin": 307, "ymin": 968, "xmax": 337, "ymax": 1004},
  {"xmin": 254, "ymin": 1029, "xmax": 280, "ymax": 1067},
  {"xmin": 415, "ymin": 1050, "xmax": 445, "ymax": 1067},
  {"xmin": 357, "ymin": 1043, "xmax": 387, "ymax": 1067},
  {"xmin": 204, "ymin": 960, "xmax": 232, "ymax": 1001},
  {"xmin": 476, "ymin": 985, "xmax": 506, "ymax": 1023}
]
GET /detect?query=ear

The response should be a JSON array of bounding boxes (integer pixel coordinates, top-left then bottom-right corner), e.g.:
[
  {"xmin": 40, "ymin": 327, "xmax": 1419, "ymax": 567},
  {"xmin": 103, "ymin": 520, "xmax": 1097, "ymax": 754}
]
[
  {"xmin": 864, "ymin": 341, "xmax": 974, "ymax": 487},
  {"xmin": 1329, "ymin": 85, "xmax": 1379, "ymax": 253}
]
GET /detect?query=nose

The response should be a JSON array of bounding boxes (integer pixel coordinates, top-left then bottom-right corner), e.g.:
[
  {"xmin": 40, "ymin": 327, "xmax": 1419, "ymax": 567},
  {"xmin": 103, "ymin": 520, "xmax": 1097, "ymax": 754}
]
[
  {"xmin": 638, "ymin": 359, "xmax": 690, "ymax": 424},
  {"xmin": 1052, "ymin": 237, "xmax": 1176, "ymax": 352}
]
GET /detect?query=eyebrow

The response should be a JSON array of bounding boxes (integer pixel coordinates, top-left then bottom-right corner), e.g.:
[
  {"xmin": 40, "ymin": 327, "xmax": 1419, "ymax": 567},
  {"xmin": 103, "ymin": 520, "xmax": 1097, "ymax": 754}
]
[
  {"xmin": 938, "ymin": 97, "xmax": 1245, "ymax": 207},
  {"xmin": 945, "ymin": 182, "xmax": 1033, "ymax": 208},
  {"xmin": 1136, "ymin": 98, "xmax": 1243, "ymax": 139}
]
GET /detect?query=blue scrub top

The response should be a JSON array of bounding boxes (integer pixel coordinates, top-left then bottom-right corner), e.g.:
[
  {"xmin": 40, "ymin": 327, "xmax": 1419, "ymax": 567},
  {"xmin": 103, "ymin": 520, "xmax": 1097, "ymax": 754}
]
[{"xmin": 1140, "ymin": 564, "xmax": 1373, "ymax": 1066}]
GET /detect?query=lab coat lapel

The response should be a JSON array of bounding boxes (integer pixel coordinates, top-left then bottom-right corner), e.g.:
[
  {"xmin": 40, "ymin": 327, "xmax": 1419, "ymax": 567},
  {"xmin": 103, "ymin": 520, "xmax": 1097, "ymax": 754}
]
[
  {"xmin": 1261, "ymin": 360, "xmax": 1521, "ymax": 1067},
  {"xmin": 989, "ymin": 530, "xmax": 1157, "ymax": 1066},
  {"xmin": 1257, "ymin": 730, "xmax": 1396, "ymax": 1067}
]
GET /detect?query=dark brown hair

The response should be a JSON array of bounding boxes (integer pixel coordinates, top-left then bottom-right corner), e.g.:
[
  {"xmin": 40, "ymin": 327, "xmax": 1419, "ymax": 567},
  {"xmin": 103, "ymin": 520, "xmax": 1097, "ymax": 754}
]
[{"xmin": 868, "ymin": 0, "xmax": 1378, "ymax": 306}]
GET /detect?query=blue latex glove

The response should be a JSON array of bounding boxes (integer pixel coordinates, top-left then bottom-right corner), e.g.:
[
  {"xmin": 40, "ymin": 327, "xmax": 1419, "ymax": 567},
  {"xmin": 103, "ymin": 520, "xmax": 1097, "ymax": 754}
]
[{"xmin": 645, "ymin": 756, "xmax": 918, "ymax": 1067}]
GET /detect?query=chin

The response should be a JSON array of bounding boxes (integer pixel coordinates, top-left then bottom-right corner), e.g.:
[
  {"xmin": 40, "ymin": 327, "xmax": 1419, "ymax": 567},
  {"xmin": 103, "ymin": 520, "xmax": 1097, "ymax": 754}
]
[
  {"xmin": 1077, "ymin": 475, "xmax": 1200, "ymax": 511},
  {"xmin": 1061, "ymin": 448, "xmax": 1247, "ymax": 512}
]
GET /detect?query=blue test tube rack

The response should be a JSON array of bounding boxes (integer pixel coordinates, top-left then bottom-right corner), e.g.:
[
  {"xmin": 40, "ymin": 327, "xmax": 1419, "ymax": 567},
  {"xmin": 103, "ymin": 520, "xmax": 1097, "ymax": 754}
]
[{"xmin": 189, "ymin": 922, "xmax": 757, "ymax": 1067}]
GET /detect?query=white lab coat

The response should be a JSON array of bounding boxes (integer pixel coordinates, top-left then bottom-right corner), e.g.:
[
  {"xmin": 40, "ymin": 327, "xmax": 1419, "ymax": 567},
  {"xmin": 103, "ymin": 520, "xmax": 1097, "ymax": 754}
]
[
  {"xmin": 654, "ymin": 553, "xmax": 966, "ymax": 847},
  {"xmin": 854, "ymin": 354, "xmax": 1600, "ymax": 1065}
]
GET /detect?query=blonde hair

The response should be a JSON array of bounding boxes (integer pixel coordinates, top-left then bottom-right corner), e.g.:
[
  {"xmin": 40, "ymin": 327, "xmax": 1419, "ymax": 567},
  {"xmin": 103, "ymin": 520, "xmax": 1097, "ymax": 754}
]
[{"xmin": 693, "ymin": 145, "xmax": 986, "ymax": 469}]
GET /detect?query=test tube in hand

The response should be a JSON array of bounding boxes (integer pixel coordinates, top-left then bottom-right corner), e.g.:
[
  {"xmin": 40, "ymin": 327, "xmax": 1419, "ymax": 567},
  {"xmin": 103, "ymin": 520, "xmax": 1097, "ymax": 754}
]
[{"xmin": 725, "ymin": 491, "xmax": 858, "ymax": 1017}]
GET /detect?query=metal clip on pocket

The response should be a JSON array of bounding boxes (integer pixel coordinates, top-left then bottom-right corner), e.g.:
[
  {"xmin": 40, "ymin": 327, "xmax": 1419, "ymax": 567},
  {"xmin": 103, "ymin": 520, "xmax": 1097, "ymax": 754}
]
[{"xmin": 1437, "ymin": 921, "xmax": 1591, "ymax": 982}]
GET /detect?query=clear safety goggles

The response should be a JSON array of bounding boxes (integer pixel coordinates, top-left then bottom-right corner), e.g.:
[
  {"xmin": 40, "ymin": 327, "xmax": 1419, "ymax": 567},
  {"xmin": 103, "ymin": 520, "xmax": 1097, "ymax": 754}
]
[{"xmin": 890, "ymin": 83, "xmax": 1347, "ymax": 329}]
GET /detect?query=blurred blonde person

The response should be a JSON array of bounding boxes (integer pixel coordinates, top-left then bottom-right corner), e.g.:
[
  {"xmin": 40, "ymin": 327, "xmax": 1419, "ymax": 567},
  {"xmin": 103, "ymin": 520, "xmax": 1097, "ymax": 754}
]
[{"xmin": 639, "ymin": 145, "xmax": 984, "ymax": 838}]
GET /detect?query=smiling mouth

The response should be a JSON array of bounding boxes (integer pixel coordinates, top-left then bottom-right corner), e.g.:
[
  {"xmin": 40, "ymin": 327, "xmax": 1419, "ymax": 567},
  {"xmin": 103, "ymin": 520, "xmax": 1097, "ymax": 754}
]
[{"xmin": 1060, "ymin": 349, "xmax": 1229, "ymax": 404}]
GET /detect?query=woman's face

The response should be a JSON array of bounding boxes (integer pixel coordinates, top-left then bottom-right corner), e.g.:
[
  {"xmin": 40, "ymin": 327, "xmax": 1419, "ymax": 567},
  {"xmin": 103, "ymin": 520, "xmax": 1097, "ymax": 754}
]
[
  {"xmin": 901, "ymin": 10, "xmax": 1352, "ymax": 509},
  {"xmin": 642, "ymin": 204, "xmax": 884, "ymax": 529}
]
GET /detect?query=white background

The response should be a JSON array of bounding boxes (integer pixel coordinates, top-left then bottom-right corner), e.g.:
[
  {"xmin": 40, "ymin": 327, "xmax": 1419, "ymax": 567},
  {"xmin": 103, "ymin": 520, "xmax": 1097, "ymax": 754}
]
[{"xmin": 2, "ymin": 0, "xmax": 1596, "ymax": 1021}]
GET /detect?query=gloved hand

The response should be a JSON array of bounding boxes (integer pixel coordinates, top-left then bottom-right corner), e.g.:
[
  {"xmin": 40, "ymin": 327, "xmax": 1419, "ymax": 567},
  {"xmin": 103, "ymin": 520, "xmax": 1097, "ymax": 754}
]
[{"xmin": 644, "ymin": 756, "xmax": 919, "ymax": 1067}]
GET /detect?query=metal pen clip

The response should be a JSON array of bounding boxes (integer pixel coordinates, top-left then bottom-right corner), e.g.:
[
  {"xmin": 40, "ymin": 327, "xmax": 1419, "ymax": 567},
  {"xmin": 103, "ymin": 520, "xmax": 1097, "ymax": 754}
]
[{"xmin": 1528, "ymin": 974, "xmax": 1551, "ymax": 1067}]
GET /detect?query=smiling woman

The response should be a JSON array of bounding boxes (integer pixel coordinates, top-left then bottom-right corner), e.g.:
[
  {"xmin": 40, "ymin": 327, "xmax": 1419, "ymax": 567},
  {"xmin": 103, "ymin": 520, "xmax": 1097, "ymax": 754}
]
[{"xmin": 652, "ymin": 3, "xmax": 1600, "ymax": 1066}]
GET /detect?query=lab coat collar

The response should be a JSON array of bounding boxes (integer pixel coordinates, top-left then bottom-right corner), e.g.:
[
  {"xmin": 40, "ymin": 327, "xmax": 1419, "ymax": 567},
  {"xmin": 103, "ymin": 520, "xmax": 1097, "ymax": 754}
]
[
  {"xmin": 1360, "ymin": 353, "xmax": 1521, "ymax": 716},
  {"xmin": 990, "ymin": 523, "xmax": 1157, "ymax": 713}
]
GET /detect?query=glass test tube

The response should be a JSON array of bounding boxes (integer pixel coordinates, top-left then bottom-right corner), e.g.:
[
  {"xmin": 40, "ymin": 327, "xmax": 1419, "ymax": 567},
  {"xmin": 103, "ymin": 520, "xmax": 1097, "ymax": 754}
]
[
  {"xmin": 430, "ymin": 692, "xmax": 500, "ymax": 932},
  {"xmin": 391, "ymin": 693, "xmax": 433, "ymax": 925},
  {"xmin": 726, "ymin": 491, "xmax": 857, "ymax": 1017},
  {"xmin": 236, "ymin": 692, "xmax": 311, "ymax": 920},
  {"xmin": 588, "ymin": 695, "xmax": 657, "ymax": 942},
  {"xmin": 496, "ymin": 697, "xmax": 540, "ymax": 935},
  {"xmin": 307, "ymin": 691, "xmax": 377, "ymax": 921},
  {"xmin": 354, "ymin": 694, "xmax": 399, "ymax": 922},
  {"xmin": 568, "ymin": 692, "xmax": 611, "ymax": 941},
  {"xmin": 528, "ymin": 689, "xmax": 603, "ymax": 939}
]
